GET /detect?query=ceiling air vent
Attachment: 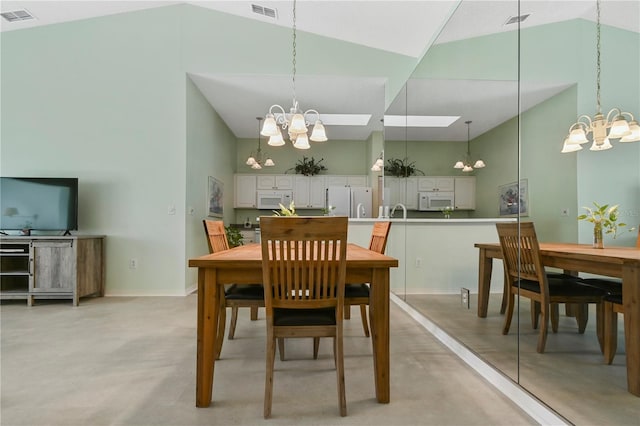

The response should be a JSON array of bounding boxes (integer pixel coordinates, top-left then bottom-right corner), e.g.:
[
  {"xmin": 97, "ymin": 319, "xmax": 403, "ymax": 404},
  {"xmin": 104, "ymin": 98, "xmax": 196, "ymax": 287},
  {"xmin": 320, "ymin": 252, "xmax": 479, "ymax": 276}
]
[
  {"xmin": 504, "ymin": 13, "xmax": 530, "ymax": 26},
  {"xmin": 251, "ymin": 4, "xmax": 277, "ymax": 19},
  {"xmin": 1, "ymin": 9, "xmax": 35, "ymax": 22}
]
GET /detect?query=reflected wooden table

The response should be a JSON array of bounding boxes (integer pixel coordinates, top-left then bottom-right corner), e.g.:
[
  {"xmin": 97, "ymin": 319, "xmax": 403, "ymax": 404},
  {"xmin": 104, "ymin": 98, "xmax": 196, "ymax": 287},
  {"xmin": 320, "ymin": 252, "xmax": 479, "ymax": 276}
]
[
  {"xmin": 189, "ymin": 243, "xmax": 398, "ymax": 407},
  {"xmin": 474, "ymin": 242, "xmax": 640, "ymax": 397}
]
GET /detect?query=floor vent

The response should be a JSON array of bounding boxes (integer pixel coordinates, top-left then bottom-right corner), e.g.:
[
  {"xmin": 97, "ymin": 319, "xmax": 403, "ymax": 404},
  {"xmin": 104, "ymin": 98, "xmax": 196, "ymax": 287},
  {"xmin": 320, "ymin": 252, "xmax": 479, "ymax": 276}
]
[
  {"xmin": 1, "ymin": 9, "xmax": 36, "ymax": 23},
  {"xmin": 251, "ymin": 4, "xmax": 277, "ymax": 19},
  {"xmin": 504, "ymin": 13, "xmax": 530, "ymax": 25}
]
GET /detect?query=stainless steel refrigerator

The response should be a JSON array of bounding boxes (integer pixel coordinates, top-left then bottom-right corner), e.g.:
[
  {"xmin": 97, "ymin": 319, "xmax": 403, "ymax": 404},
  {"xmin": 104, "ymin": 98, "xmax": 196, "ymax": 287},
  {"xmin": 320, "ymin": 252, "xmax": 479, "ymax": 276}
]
[{"xmin": 326, "ymin": 186, "xmax": 373, "ymax": 218}]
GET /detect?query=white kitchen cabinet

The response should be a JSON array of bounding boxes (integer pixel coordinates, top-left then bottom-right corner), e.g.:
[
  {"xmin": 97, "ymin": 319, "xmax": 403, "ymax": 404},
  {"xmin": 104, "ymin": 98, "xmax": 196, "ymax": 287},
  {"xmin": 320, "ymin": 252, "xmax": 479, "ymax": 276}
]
[
  {"xmin": 256, "ymin": 175, "xmax": 293, "ymax": 190},
  {"xmin": 234, "ymin": 175, "xmax": 257, "ymax": 208},
  {"xmin": 293, "ymin": 176, "xmax": 326, "ymax": 209},
  {"xmin": 418, "ymin": 176, "xmax": 455, "ymax": 192},
  {"xmin": 325, "ymin": 175, "xmax": 368, "ymax": 187},
  {"xmin": 454, "ymin": 176, "xmax": 476, "ymax": 210},
  {"xmin": 384, "ymin": 177, "xmax": 418, "ymax": 210}
]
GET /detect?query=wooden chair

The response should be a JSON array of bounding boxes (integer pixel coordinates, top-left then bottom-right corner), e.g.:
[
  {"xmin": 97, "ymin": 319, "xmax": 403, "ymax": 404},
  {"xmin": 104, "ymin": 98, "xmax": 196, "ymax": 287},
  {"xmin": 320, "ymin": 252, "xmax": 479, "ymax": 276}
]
[
  {"xmin": 496, "ymin": 222, "xmax": 608, "ymax": 353},
  {"xmin": 202, "ymin": 219, "xmax": 264, "ymax": 359},
  {"xmin": 344, "ymin": 221, "xmax": 391, "ymax": 337},
  {"xmin": 586, "ymin": 226, "xmax": 639, "ymax": 362},
  {"xmin": 260, "ymin": 216, "xmax": 348, "ymax": 418}
]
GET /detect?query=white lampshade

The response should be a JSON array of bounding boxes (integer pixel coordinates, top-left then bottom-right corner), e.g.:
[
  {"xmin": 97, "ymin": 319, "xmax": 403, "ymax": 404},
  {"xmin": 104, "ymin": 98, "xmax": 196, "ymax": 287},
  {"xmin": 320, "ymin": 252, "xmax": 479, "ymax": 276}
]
[
  {"xmin": 375, "ymin": 158, "xmax": 384, "ymax": 167},
  {"xmin": 453, "ymin": 161, "xmax": 465, "ymax": 169},
  {"xmin": 267, "ymin": 130, "xmax": 285, "ymax": 147},
  {"xmin": 246, "ymin": 156, "xmax": 256, "ymax": 166},
  {"xmin": 371, "ymin": 164, "xmax": 382, "ymax": 172},
  {"xmin": 473, "ymin": 159, "xmax": 486, "ymax": 168},
  {"xmin": 608, "ymin": 116, "xmax": 631, "ymax": 139},
  {"xmin": 264, "ymin": 158, "xmax": 275, "ymax": 167},
  {"xmin": 462, "ymin": 165, "xmax": 473, "ymax": 172},
  {"xmin": 590, "ymin": 138, "xmax": 613, "ymax": 151},
  {"xmin": 261, "ymin": 114, "xmax": 279, "ymax": 137},
  {"xmin": 309, "ymin": 120, "xmax": 327, "ymax": 142},
  {"xmin": 620, "ymin": 121, "xmax": 640, "ymax": 142},
  {"xmin": 561, "ymin": 138, "xmax": 583, "ymax": 153},
  {"xmin": 569, "ymin": 127, "xmax": 589, "ymax": 144},
  {"xmin": 293, "ymin": 132, "xmax": 310, "ymax": 149},
  {"xmin": 251, "ymin": 162, "xmax": 262, "ymax": 169},
  {"xmin": 289, "ymin": 113, "xmax": 307, "ymax": 134}
]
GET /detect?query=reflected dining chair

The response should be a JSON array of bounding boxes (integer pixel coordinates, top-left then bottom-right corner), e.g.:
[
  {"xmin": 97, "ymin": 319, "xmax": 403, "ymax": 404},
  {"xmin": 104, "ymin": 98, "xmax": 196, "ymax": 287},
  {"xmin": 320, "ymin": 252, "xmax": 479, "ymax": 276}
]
[
  {"xmin": 202, "ymin": 219, "xmax": 264, "ymax": 359},
  {"xmin": 584, "ymin": 226, "xmax": 639, "ymax": 363},
  {"xmin": 260, "ymin": 216, "xmax": 348, "ymax": 418},
  {"xmin": 344, "ymin": 221, "xmax": 391, "ymax": 337},
  {"xmin": 496, "ymin": 222, "xmax": 608, "ymax": 353}
]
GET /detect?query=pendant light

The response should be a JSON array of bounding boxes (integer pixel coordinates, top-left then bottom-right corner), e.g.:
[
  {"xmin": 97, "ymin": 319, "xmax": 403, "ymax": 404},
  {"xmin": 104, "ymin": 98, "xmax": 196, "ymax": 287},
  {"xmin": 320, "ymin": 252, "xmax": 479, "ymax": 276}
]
[
  {"xmin": 246, "ymin": 117, "xmax": 275, "ymax": 170},
  {"xmin": 561, "ymin": 0, "xmax": 639, "ymax": 153},
  {"xmin": 454, "ymin": 120, "xmax": 485, "ymax": 172},
  {"xmin": 260, "ymin": 0, "xmax": 327, "ymax": 149}
]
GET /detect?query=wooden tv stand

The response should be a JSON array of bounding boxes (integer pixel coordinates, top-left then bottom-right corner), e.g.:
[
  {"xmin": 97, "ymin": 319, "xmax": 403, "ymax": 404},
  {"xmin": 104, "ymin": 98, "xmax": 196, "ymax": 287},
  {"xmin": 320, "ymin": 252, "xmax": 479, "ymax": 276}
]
[{"xmin": 0, "ymin": 235, "xmax": 105, "ymax": 306}]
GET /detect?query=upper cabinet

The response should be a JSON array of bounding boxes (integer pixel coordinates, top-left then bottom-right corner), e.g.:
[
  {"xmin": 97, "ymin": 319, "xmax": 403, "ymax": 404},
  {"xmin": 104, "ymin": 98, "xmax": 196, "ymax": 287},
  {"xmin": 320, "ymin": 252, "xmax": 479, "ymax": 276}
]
[
  {"xmin": 256, "ymin": 175, "xmax": 293, "ymax": 190},
  {"xmin": 293, "ymin": 176, "xmax": 326, "ymax": 209},
  {"xmin": 454, "ymin": 176, "xmax": 476, "ymax": 210},
  {"xmin": 417, "ymin": 177, "xmax": 454, "ymax": 192},
  {"xmin": 325, "ymin": 175, "xmax": 368, "ymax": 187},
  {"xmin": 234, "ymin": 175, "xmax": 257, "ymax": 208}
]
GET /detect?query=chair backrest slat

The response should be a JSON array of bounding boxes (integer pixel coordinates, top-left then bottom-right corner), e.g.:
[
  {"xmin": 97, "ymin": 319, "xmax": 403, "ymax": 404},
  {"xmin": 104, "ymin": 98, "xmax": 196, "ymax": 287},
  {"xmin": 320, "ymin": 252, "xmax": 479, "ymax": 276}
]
[
  {"xmin": 260, "ymin": 216, "xmax": 348, "ymax": 311},
  {"xmin": 203, "ymin": 219, "xmax": 229, "ymax": 254}
]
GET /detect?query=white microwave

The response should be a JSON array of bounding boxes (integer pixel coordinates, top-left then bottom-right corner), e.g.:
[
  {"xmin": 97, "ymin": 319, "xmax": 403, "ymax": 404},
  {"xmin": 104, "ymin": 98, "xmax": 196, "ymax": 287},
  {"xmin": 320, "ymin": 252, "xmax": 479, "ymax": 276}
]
[
  {"xmin": 418, "ymin": 191, "xmax": 455, "ymax": 211},
  {"xmin": 256, "ymin": 190, "xmax": 293, "ymax": 210}
]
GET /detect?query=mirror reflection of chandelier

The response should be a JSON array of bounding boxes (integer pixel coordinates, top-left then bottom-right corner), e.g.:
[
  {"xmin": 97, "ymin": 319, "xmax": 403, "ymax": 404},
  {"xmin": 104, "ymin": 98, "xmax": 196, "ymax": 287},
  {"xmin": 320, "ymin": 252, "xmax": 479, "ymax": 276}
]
[
  {"xmin": 260, "ymin": 0, "xmax": 327, "ymax": 149},
  {"xmin": 454, "ymin": 120, "xmax": 485, "ymax": 173},
  {"xmin": 246, "ymin": 117, "xmax": 274, "ymax": 170},
  {"xmin": 561, "ymin": 0, "xmax": 639, "ymax": 153}
]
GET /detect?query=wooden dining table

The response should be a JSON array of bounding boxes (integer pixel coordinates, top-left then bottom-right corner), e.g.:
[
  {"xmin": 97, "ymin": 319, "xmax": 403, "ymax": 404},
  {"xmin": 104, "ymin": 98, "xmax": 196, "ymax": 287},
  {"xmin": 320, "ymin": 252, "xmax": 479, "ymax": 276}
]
[
  {"xmin": 189, "ymin": 242, "xmax": 398, "ymax": 408},
  {"xmin": 474, "ymin": 242, "xmax": 640, "ymax": 396}
]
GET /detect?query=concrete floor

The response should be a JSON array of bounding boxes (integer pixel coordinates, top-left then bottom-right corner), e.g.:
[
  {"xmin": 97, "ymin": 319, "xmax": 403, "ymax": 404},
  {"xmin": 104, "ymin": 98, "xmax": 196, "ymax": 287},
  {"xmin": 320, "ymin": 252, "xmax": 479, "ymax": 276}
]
[
  {"xmin": 406, "ymin": 294, "xmax": 640, "ymax": 426},
  {"xmin": 1, "ymin": 295, "xmax": 536, "ymax": 426}
]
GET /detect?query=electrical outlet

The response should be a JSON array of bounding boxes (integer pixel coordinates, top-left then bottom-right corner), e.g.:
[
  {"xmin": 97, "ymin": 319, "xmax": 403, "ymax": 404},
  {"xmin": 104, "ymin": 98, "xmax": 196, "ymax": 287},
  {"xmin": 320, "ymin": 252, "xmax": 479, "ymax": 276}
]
[
  {"xmin": 415, "ymin": 257, "xmax": 422, "ymax": 268},
  {"xmin": 129, "ymin": 258, "xmax": 138, "ymax": 270},
  {"xmin": 461, "ymin": 287, "xmax": 470, "ymax": 309}
]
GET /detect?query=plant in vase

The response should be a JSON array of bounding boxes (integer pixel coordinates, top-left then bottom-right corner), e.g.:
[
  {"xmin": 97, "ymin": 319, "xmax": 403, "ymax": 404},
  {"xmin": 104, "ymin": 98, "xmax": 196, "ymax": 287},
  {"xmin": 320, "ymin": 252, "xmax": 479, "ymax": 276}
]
[
  {"xmin": 441, "ymin": 206, "xmax": 453, "ymax": 219},
  {"xmin": 321, "ymin": 205, "xmax": 336, "ymax": 216},
  {"xmin": 577, "ymin": 202, "xmax": 633, "ymax": 248},
  {"xmin": 224, "ymin": 226, "xmax": 244, "ymax": 248},
  {"xmin": 272, "ymin": 201, "xmax": 297, "ymax": 216}
]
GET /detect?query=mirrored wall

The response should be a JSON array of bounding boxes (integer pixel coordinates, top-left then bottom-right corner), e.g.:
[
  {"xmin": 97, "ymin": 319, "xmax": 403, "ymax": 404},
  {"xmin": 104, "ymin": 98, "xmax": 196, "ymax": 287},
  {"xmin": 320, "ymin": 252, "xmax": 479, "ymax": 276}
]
[{"xmin": 384, "ymin": 1, "xmax": 640, "ymax": 423}]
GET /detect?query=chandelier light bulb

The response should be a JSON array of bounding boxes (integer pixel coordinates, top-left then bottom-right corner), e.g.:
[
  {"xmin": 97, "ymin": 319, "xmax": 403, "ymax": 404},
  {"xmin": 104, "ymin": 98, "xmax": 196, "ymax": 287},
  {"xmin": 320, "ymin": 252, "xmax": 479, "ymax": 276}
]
[
  {"xmin": 590, "ymin": 138, "xmax": 613, "ymax": 151},
  {"xmin": 609, "ymin": 116, "xmax": 631, "ymax": 138},
  {"xmin": 293, "ymin": 132, "xmax": 310, "ymax": 149},
  {"xmin": 453, "ymin": 161, "xmax": 464, "ymax": 169},
  {"xmin": 310, "ymin": 121, "xmax": 327, "ymax": 142},
  {"xmin": 264, "ymin": 158, "xmax": 275, "ymax": 167},
  {"xmin": 251, "ymin": 162, "xmax": 262, "ymax": 169},
  {"xmin": 246, "ymin": 156, "xmax": 256, "ymax": 166},
  {"xmin": 462, "ymin": 165, "xmax": 473, "ymax": 173},
  {"xmin": 473, "ymin": 159, "xmax": 486, "ymax": 168},
  {"xmin": 268, "ymin": 131, "xmax": 285, "ymax": 146},
  {"xmin": 261, "ymin": 114, "xmax": 279, "ymax": 137},
  {"xmin": 561, "ymin": 137, "xmax": 583, "ymax": 153}
]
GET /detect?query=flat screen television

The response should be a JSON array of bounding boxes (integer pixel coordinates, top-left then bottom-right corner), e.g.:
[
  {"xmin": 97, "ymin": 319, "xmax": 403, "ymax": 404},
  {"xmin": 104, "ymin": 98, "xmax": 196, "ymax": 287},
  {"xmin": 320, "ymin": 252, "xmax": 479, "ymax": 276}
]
[{"xmin": 0, "ymin": 177, "xmax": 79, "ymax": 233}]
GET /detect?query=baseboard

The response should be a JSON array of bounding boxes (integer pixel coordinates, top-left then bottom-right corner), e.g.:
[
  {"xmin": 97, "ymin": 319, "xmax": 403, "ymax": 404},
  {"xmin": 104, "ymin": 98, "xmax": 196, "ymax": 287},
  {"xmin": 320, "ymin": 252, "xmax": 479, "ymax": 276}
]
[{"xmin": 390, "ymin": 293, "xmax": 570, "ymax": 426}]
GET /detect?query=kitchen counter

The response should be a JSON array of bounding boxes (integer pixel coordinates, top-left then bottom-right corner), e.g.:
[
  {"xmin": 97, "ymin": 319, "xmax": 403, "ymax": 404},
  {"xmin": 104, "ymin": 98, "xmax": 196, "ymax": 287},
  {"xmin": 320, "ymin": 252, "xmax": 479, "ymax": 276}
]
[{"xmin": 347, "ymin": 218, "xmax": 510, "ymax": 295}]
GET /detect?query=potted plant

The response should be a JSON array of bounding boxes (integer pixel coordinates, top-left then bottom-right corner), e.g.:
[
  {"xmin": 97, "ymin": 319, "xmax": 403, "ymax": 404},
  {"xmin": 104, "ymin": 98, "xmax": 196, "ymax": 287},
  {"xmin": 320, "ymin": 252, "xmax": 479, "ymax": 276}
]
[
  {"xmin": 272, "ymin": 201, "xmax": 298, "ymax": 216},
  {"xmin": 384, "ymin": 157, "xmax": 424, "ymax": 177},
  {"xmin": 287, "ymin": 156, "xmax": 327, "ymax": 176},
  {"xmin": 224, "ymin": 226, "xmax": 244, "ymax": 248},
  {"xmin": 577, "ymin": 202, "xmax": 634, "ymax": 248}
]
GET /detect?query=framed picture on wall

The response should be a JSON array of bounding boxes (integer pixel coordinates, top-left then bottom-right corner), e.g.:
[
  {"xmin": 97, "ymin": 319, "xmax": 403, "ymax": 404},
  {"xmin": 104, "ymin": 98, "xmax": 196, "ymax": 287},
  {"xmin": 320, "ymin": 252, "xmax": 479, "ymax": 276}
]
[
  {"xmin": 208, "ymin": 176, "xmax": 223, "ymax": 217},
  {"xmin": 498, "ymin": 179, "xmax": 529, "ymax": 217}
]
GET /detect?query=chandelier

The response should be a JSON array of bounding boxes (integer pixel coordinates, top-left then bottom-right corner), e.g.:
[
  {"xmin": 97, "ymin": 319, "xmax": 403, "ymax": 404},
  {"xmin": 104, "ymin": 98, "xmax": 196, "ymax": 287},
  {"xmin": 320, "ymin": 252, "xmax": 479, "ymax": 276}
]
[
  {"xmin": 454, "ymin": 120, "xmax": 485, "ymax": 172},
  {"xmin": 561, "ymin": 0, "xmax": 639, "ymax": 153},
  {"xmin": 246, "ymin": 117, "xmax": 274, "ymax": 170},
  {"xmin": 260, "ymin": 0, "xmax": 327, "ymax": 149}
]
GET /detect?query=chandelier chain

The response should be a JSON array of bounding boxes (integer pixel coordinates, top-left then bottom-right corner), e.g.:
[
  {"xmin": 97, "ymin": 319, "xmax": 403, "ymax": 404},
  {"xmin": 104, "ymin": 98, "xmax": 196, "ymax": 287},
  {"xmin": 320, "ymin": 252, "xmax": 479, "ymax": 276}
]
[
  {"xmin": 292, "ymin": 0, "xmax": 297, "ymax": 106},
  {"xmin": 596, "ymin": 0, "xmax": 601, "ymax": 113}
]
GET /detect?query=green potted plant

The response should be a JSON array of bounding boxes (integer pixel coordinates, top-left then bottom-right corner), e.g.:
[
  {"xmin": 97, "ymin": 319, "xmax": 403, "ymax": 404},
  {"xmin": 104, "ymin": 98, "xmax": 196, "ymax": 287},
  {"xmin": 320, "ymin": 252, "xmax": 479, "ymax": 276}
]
[
  {"xmin": 272, "ymin": 201, "xmax": 298, "ymax": 216},
  {"xmin": 224, "ymin": 226, "xmax": 244, "ymax": 248},
  {"xmin": 577, "ymin": 202, "xmax": 633, "ymax": 248},
  {"xmin": 287, "ymin": 156, "xmax": 327, "ymax": 176},
  {"xmin": 384, "ymin": 157, "xmax": 424, "ymax": 177}
]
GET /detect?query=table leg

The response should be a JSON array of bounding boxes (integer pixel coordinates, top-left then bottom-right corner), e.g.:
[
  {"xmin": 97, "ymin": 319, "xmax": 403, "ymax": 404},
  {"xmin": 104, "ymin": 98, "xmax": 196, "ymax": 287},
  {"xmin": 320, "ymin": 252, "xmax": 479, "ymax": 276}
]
[
  {"xmin": 622, "ymin": 261, "xmax": 640, "ymax": 396},
  {"xmin": 370, "ymin": 268, "xmax": 390, "ymax": 403},
  {"xmin": 196, "ymin": 268, "xmax": 220, "ymax": 407},
  {"xmin": 477, "ymin": 248, "xmax": 493, "ymax": 318}
]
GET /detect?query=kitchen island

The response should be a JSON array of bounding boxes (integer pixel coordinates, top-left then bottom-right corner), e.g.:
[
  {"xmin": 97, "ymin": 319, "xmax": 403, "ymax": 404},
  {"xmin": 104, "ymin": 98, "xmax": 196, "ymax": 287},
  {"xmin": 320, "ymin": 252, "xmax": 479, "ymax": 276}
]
[{"xmin": 347, "ymin": 218, "xmax": 514, "ymax": 295}]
